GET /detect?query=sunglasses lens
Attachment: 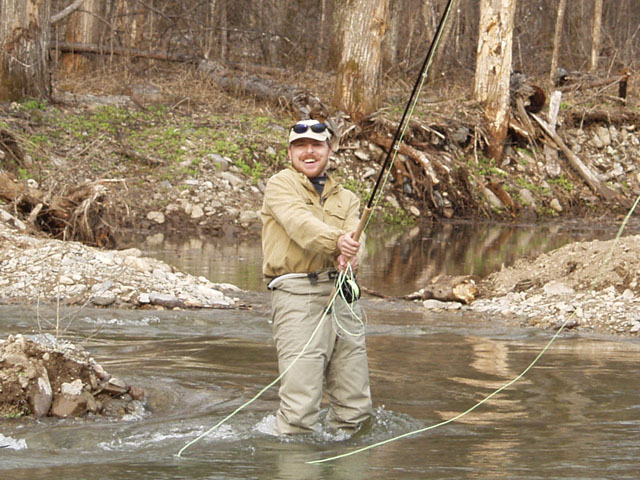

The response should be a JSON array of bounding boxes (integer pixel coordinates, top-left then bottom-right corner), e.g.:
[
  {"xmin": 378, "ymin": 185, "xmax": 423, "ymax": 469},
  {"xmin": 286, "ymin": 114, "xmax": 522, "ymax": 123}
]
[{"xmin": 291, "ymin": 123, "xmax": 328, "ymax": 134}]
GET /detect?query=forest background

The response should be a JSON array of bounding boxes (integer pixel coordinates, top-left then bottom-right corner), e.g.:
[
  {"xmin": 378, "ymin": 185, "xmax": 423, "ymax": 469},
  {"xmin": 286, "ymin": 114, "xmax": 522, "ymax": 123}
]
[{"xmin": 0, "ymin": 0, "xmax": 639, "ymax": 245}]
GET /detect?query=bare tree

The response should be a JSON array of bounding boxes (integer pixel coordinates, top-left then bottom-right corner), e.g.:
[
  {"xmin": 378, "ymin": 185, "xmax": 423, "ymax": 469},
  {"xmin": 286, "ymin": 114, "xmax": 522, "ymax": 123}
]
[
  {"xmin": 473, "ymin": 0, "xmax": 517, "ymax": 161},
  {"xmin": 334, "ymin": 0, "xmax": 389, "ymax": 121},
  {"xmin": 589, "ymin": 0, "xmax": 603, "ymax": 72},
  {"xmin": 0, "ymin": 0, "xmax": 51, "ymax": 101},
  {"xmin": 207, "ymin": 0, "xmax": 228, "ymax": 62},
  {"xmin": 549, "ymin": 0, "xmax": 567, "ymax": 86}
]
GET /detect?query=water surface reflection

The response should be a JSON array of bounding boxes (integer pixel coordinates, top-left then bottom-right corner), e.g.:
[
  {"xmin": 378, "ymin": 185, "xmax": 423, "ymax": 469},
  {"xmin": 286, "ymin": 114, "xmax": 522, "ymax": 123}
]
[{"xmin": 128, "ymin": 220, "xmax": 623, "ymax": 296}]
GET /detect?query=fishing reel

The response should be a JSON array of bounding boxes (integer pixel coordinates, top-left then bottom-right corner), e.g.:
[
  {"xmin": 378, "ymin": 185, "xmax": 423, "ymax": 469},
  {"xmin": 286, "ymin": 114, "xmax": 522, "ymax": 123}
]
[{"xmin": 337, "ymin": 276, "xmax": 361, "ymax": 303}]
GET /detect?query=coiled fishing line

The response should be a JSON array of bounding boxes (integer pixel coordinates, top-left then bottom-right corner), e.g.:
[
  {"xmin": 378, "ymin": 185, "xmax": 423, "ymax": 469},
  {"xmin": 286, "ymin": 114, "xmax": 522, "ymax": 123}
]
[{"xmin": 331, "ymin": 267, "xmax": 367, "ymax": 339}]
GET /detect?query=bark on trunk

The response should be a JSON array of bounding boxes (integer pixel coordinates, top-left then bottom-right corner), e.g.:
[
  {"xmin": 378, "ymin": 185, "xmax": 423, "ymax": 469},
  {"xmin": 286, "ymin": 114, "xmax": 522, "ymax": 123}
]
[
  {"xmin": 473, "ymin": 0, "xmax": 517, "ymax": 161},
  {"xmin": 0, "ymin": 0, "xmax": 51, "ymax": 101},
  {"xmin": 333, "ymin": 0, "xmax": 389, "ymax": 122},
  {"xmin": 60, "ymin": 0, "xmax": 104, "ymax": 73}
]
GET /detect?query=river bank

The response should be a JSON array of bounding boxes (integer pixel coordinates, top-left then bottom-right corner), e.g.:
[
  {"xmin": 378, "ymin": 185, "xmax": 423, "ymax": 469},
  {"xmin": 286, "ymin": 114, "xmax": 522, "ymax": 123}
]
[{"xmin": 2, "ymin": 212, "xmax": 640, "ymax": 338}]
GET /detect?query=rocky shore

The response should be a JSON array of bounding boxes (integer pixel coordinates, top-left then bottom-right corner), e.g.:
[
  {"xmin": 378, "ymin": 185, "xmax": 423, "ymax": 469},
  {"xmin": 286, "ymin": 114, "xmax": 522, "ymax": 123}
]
[
  {"xmin": 422, "ymin": 234, "xmax": 640, "ymax": 337},
  {"xmin": 0, "ymin": 220, "xmax": 239, "ymax": 310}
]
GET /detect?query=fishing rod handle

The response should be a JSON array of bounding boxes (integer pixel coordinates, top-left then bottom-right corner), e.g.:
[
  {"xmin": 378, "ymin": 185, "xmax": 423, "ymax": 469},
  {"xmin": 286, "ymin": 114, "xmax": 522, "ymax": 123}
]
[{"xmin": 353, "ymin": 206, "xmax": 373, "ymax": 242}]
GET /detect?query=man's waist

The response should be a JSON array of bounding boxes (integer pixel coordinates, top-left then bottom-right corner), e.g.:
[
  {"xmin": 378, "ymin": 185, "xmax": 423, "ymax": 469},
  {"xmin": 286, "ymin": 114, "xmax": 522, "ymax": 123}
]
[{"xmin": 267, "ymin": 268, "xmax": 338, "ymax": 290}]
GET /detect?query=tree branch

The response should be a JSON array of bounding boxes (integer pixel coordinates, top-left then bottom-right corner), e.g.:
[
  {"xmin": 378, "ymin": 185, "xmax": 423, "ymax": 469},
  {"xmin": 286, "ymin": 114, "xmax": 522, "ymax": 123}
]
[{"xmin": 51, "ymin": 0, "xmax": 87, "ymax": 25}]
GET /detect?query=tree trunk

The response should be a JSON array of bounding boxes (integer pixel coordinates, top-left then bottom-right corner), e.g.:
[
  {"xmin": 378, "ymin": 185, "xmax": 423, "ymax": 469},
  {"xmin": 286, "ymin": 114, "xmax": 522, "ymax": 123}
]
[
  {"xmin": 428, "ymin": 0, "xmax": 459, "ymax": 81},
  {"xmin": 0, "ymin": 0, "xmax": 51, "ymax": 101},
  {"xmin": 206, "ymin": 0, "xmax": 228, "ymax": 62},
  {"xmin": 315, "ymin": 0, "xmax": 329, "ymax": 68},
  {"xmin": 333, "ymin": 0, "xmax": 389, "ymax": 122},
  {"xmin": 549, "ymin": 0, "xmax": 567, "ymax": 87},
  {"xmin": 60, "ymin": 0, "xmax": 104, "ymax": 73},
  {"xmin": 473, "ymin": 0, "xmax": 517, "ymax": 161},
  {"xmin": 589, "ymin": 0, "xmax": 603, "ymax": 72}
]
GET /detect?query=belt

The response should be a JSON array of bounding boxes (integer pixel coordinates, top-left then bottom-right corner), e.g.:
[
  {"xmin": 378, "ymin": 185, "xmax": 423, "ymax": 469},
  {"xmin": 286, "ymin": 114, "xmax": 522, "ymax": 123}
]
[{"xmin": 267, "ymin": 269, "xmax": 338, "ymax": 290}]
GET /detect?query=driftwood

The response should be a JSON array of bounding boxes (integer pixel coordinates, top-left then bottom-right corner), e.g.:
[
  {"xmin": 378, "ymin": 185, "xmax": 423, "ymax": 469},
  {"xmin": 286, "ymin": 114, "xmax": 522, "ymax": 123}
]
[
  {"xmin": 403, "ymin": 275, "xmax": 478, "ymax": 304},
  {"xmin": 54, "ymin": 42, "xmax": 198, "ymax": 63},
  {"xmin": 543, "ymin": 91, "xmax": 563, "ymax": 178},
  {"xmin": 197, "ymin": 60, "xmax": 330, "ymax": 118},
  {"xmin": 558, "ymin": 70, "xmax": 631, "ymax": 95},
  {"xmin": 0, "ymin": 172, "xmax": 121, "ymax": 247},
  {"xmin": 564, "ymin": 109, "xmax": 640, "ymax": 128},
  {"xmin": 530, "ymin": 113, "xmax": 617, "ymax": 201}
]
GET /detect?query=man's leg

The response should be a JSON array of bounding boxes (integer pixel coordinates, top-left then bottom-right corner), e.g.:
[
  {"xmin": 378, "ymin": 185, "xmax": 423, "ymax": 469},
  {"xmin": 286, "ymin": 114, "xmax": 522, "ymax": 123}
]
[
  {"xmin": 271, "ymin": 287, "xmax": 334, "ymax": 434},
  {"xmin": 325, "ymin": 300, "xmax": 372, "ymax": 432}
]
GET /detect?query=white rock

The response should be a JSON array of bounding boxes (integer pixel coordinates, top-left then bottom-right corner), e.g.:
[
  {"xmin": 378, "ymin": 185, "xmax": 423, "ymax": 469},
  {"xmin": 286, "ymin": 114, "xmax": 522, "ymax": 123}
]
[
  {"xmin": 61, "ymin": 379, "xmax": 84, "ymax": 396},
  {"xmin": 423, "ymin": 299, "xmax": 449, "ymax": 309},
  {"xmin": 543, "ymin": 281, "xmax": 574, "ymax": 296},
  {"xmin": 549, "ymin": 198, "xmax": 563, "ymax": 213},
  {"xmin": 124, "ymin": 256, "xmax": 152, "ymax": 273},
  {"xmin": 147, "ymin": 211, "xmax": 166, "ymax": 224},
  {"xmin": 190, "ymin": 204, "xmax": 205, "ymax": 219}
]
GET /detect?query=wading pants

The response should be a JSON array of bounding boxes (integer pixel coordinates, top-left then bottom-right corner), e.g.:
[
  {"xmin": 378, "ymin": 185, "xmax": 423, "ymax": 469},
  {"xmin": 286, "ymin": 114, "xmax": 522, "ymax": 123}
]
[{"xmin": 269, "ymin": 270, "xmax": 372, "ymax": 435}]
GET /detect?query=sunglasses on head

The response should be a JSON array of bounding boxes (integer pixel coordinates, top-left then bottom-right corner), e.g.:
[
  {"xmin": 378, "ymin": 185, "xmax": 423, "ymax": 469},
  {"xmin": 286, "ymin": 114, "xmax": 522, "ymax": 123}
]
[{"xmin": 291, "ymin": 123, "xmax": 330, "ymax": 134}]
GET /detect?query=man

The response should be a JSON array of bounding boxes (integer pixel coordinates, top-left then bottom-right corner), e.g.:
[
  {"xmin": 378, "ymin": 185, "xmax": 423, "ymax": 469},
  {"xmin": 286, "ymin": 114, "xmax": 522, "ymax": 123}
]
[{"xmin": 261, "ymin": 119, "xmax": 372, "ymax": 435}]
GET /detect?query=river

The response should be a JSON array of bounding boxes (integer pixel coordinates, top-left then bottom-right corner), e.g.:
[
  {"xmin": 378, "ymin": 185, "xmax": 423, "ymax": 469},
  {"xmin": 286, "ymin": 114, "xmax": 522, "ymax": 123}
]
[{"xmin": 1, "ymin": 221, "xmax": 639, "ymax": 479}]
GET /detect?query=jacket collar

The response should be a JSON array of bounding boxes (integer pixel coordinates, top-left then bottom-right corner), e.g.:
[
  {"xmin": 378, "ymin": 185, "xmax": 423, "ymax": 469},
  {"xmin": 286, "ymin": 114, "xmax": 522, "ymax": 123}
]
[{"xmin": 288, "ymin": 166, "xmax": 339, "ymax": 198}]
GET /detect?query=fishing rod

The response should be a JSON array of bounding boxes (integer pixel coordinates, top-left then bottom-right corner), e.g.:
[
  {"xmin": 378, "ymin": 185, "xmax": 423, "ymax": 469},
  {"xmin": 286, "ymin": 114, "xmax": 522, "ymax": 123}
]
[{"xmin": 353, "ymin": 0, "xmax": 456, "ymax": 242}]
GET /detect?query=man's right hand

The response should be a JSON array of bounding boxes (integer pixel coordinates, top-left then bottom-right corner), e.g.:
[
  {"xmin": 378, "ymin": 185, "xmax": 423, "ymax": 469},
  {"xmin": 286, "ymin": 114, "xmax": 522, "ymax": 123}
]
[{"xmin": 337, "ymin": 232, "xmax": 360, "ymax": 258}]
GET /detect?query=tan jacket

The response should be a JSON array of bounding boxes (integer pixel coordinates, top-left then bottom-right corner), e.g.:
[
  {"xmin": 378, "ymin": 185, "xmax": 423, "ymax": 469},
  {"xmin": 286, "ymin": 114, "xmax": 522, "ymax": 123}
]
[{"xmin": 261, "ymin": 166, "xmax": 364, "ymax": 278}]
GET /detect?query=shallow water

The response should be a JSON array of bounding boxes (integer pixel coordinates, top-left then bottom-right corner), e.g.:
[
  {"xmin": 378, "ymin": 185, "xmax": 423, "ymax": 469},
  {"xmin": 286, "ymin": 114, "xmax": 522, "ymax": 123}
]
[{"xmin": 2, "ymin": 221, "xmax": 639, "ymax": 479}]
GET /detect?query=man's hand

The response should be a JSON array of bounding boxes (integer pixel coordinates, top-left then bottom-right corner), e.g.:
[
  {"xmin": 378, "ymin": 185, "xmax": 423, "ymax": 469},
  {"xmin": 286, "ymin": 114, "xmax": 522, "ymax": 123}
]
[
  {"xmin": 337, "ymin": 254, "xmax": 359, "ymax": 272},
  {"xmin": 337, "ymin": 232, "xmax": 360, "ymax": 258}
]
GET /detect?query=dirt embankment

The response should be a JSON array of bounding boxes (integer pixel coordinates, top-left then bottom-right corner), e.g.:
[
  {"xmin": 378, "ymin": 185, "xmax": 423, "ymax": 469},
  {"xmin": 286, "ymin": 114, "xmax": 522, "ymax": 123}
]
[
  {"xmin": 468, "ymin": 234, "xmax": 640, "ymax": 336},
  {"xmin": 1, "ymin": 67, "xmax": 639, "ymax": 247}
]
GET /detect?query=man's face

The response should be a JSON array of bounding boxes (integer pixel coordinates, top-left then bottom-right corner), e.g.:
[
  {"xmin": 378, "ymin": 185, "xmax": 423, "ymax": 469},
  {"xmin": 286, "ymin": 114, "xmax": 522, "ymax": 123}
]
[{"xmin": 288, "ymin": 138, "xmax": 331, "ymax": 178}]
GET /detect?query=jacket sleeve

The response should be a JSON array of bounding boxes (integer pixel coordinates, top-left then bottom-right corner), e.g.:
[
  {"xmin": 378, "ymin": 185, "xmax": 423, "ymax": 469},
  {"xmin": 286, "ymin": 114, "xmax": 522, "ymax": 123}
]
[{"xmin": 263, "ymin": 174, "xmax": 344, "ymax": 255}]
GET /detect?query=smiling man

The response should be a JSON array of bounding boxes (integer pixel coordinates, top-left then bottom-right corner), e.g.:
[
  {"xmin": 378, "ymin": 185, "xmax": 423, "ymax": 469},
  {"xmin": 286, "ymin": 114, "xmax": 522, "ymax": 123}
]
[{"xmin": 261, "ymin": 119, "xmax": 372, "ymax": 436}]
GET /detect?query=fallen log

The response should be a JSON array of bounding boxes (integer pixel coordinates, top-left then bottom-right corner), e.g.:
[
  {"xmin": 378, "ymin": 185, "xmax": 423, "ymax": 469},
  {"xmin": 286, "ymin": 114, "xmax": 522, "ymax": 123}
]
[
  {"xmin": 197, "ymin": 60, "xmax": 330, "ymax": 118},
  {"xmin": 530, "ymin": 113, "xmax": 617, "ymax": 201},
  {"xmin": 403, "ymin": 275, "xmax": 478, "ymax": 304},
  {"xmin": 563, "ymin": 109, "xmax": 640, "ymax": 128},
  {"xmin": 53, "ymin": 42, "xmax": 199, "ymax": 63}
]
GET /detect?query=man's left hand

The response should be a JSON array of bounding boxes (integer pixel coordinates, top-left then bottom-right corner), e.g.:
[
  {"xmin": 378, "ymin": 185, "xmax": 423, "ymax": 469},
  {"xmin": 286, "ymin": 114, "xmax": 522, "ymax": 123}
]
[{"xmin": 337, "ymin": 254, "xmax": 359, "ymax": 272}]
